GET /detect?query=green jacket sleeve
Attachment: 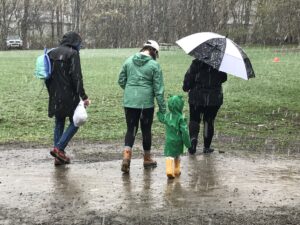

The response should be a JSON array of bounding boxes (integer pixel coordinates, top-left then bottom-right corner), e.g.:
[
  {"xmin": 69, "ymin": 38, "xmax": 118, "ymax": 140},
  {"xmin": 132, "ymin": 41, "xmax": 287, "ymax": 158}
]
[
  {"xmin": 153, "ymin": 65, "xmax": 166, "ymax": 113},
  {"xmin": 180, "ymin": 117, "xmax": 191, "ymax": 148},
  {"xmin": 157, "ymin": 111, "xmax": 166, "ymax": 124},
  {"xmin": 118, "ymin": 63, "xmax": 127, "ymax": 89}
]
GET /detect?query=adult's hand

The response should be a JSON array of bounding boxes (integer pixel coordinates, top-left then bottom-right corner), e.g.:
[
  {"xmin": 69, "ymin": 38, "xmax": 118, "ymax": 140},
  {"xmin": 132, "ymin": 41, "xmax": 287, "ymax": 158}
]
[{"xmin": 83, "ymin": 99, "xmax": 91, "ymax": 107}]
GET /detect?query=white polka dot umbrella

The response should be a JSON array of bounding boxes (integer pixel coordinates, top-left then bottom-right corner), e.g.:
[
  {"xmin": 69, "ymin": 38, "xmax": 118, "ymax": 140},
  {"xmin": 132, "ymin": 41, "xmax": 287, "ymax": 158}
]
[{"xmin": 176, "ymin": 32, "xmax": 255, "ymax": 80}]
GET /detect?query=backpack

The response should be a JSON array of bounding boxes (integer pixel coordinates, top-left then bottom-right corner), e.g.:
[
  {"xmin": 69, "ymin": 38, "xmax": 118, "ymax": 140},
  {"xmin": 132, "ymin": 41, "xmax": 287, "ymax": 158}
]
[{"xmin": 34, "ymin": 48, "xmax": 54, "ymax": 79}]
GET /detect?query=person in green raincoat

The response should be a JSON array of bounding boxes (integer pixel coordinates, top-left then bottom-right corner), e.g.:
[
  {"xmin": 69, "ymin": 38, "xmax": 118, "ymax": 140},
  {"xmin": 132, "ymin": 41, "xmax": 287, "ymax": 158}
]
[
  {"xmin": 118, "ymin": 40, "xmax": 166, "ymax": 173},
  {"xmin": 157, "ymin": 95, "xmax": 191, "ymax": 178}
]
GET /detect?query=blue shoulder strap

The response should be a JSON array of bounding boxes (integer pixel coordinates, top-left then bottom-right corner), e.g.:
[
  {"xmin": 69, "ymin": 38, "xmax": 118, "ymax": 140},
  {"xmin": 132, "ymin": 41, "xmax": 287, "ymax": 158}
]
[{"xmin": 44, "ymin": 48, "xmax": 52, "ymax": 78}]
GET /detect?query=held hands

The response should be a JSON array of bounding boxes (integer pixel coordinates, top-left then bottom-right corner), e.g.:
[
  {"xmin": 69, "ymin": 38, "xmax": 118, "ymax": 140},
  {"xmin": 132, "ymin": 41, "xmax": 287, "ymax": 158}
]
[{"xmin": 157, "ymin": 111, "xmax": 166, "ymax": 123}]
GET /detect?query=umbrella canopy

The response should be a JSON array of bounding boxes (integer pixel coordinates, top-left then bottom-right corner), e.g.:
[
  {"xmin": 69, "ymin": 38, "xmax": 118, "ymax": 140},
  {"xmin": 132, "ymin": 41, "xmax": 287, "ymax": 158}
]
[{"xmin": 176, "ymin": 32, "xmax": 255, "ymax": 80}]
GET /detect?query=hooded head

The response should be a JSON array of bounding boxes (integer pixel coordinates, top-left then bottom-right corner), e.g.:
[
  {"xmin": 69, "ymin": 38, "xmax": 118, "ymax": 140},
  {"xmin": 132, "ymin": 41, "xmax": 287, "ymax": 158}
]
[
  {"xmin": 167, "ymin": 95, "xmax": 184, "ymax": 114},
  {"xmin": 59, "ymin": 31, "xmax": 82, "ymax": 51}
]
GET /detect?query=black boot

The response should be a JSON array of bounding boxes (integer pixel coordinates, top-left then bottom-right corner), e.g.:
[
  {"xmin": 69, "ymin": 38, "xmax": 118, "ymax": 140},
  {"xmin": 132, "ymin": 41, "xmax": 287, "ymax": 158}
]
[
  {"xmin": 203, "ymin": 147, "xmax": 214, "ymax": 154},
  {"xmin": 188, "ymin": 121, "xmax": 200, "ymax": 155},
  {"xmin": 188, "ymin": 138, "xmax": 198, "ymax": 155}
]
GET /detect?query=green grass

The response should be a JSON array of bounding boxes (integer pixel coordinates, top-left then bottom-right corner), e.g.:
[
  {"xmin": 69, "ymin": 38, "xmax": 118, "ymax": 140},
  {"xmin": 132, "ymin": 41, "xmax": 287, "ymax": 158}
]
[{"xmin": 0, "ymin": 47, "xmax": 299, "ymax": 150}]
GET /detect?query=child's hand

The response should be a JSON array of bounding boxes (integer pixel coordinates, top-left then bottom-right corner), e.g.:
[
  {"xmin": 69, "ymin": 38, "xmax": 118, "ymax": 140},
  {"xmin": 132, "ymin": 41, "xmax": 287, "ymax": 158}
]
[{"xmin": 157, "ymin": 111, "xmax": 165, "ymax": 123}]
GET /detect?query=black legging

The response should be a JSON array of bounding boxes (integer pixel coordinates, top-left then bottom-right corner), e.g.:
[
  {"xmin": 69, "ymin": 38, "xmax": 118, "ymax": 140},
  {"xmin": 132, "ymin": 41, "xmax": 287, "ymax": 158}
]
[
  {"xmin": 124, "ymin": 107, "xmax": 154, "ymax": 151},
  {"xmin": 189, "ymin": 105, "xmax": 220, "ymax": 148}
]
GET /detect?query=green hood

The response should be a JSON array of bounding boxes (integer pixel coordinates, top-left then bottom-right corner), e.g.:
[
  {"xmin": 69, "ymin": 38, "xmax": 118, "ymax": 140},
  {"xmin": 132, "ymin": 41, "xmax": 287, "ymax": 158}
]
[
  {"xmin": 167, "ymin": 95, "xmax": 184, "ymax": 114},
  {"xmin": 132, "ymin": 53, "xmax": 152, "ymax": 66},
  {"xmin": 157, "ymin": 95, "xmax": 191, "ymax": 157}
]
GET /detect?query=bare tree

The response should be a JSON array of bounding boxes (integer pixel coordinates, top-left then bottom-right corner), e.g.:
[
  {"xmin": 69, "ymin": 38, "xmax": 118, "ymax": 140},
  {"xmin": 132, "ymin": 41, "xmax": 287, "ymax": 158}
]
[
  {"xmin": 73, "ymin": 0, "xmax": 81, "ymax": 32},
  {"xmin": 252, "ymin": 0, "xmax": 300, "ymax": 45},
  {"xmin": 56, "ymin": 0, "xmax": 62, "ymax": 37},
  {"xmin": 20, "ymin": 0, "xmax": 29, "ymax": 48},
  {"xmin": 1, "ymin": 0, "xmax": 299, "ymax": 49},
  {"xmin": 0, "ymin": 0, "xmax": 20, "ymax": 50}
]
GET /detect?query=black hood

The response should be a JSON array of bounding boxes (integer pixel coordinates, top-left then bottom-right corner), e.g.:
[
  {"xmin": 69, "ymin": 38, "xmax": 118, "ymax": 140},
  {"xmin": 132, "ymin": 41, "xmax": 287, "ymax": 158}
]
[{"xmin": 59, "ymin": 31, "xmax": 82, "ymax": 50}]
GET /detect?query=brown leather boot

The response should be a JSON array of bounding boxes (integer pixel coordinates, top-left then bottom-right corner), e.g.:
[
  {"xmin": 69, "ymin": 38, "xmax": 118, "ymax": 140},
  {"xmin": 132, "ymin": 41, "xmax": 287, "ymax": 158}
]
[
  {"xmin": 121, "ymin": 147, "xmax": 132, "ymax": 173},
  {"xmin": 143, "ymin": 152, "xmax": 157, "ymax": 169}
]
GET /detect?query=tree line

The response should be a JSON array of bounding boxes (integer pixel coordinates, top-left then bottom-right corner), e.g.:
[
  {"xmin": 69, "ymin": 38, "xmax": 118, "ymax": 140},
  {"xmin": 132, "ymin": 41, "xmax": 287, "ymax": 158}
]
[{"xmin": 1, "ymin": 0, "xmax": 299, "ymax": 50}]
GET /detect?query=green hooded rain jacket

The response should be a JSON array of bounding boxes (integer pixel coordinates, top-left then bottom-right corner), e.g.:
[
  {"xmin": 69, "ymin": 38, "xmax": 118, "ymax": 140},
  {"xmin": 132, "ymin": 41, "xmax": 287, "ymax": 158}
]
[
  {"xmin": 157, "ymin": 95, "xmax": 191, "ymax": 157},
  {"xmin": 118, "ymin": 53, "xmax": 166, "ymax": 113}
]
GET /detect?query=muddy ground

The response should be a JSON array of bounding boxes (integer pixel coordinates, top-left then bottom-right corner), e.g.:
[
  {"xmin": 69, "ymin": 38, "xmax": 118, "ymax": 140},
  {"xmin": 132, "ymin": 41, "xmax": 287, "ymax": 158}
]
[{"xmin": 0, "ymin": 141, "xmax": 300, "ymax": 225}]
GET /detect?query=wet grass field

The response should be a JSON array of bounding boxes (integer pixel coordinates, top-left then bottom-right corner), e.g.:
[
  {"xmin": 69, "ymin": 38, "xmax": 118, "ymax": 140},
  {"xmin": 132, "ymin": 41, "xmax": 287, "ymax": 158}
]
[{"xmin": 0, "ymin": 47, "xmax": 299, "ymax": 151}]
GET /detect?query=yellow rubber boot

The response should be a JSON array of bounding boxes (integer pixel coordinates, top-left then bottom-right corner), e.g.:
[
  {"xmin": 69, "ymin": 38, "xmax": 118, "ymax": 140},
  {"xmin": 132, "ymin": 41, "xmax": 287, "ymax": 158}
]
[
  {"xmin": 121, "ymin": 147, "xmax": 132, "ymax": 173},
  {"xmin": 174, "ymin": 158, "xmax": 181, "ymax": 177},
  {"xmin": 166, "ymin": 157, "xmax": 175, "ymax": 179}
]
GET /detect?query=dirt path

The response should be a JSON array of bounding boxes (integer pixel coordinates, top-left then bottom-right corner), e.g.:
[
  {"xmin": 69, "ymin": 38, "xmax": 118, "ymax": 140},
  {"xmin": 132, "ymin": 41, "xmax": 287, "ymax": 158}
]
[{"xmin": 0, "ymin": 143, "xmax": 300, "ymax": 225}]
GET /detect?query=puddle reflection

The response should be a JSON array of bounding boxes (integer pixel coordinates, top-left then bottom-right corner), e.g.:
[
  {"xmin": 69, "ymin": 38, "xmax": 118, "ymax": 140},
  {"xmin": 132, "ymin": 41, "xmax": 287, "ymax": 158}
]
[
  {"xmin": 47, "ymin": 166, "xmax": 87, "ymax": 220},
  {"xmin": 187, "ymin": 154, "xmax": 218, "ymax": 192}
]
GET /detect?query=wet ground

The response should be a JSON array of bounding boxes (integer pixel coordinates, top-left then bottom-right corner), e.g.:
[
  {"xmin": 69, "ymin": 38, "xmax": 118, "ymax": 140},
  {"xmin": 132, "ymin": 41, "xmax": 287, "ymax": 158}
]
[{"xmin": 1, "ymin": 143, "xmax": 300, "ymax": 225}]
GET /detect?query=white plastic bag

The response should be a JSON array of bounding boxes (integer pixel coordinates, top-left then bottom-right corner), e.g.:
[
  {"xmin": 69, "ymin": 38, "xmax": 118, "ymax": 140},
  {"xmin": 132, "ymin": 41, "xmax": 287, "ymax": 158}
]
[{"xmin": 73, "ymin": 100, "xmax": 88, "ymax": 127}]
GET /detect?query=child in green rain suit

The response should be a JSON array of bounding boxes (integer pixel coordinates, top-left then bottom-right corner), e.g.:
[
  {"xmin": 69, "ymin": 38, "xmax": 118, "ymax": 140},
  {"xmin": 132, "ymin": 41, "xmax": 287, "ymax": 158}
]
[{"xmin": 157, "ymin": 95, "xmax": 191, "ymax": 178}]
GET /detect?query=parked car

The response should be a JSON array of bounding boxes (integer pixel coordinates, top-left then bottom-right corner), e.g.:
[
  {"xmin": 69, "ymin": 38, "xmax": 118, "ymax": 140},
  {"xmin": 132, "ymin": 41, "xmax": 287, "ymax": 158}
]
[{"xmin": 6, "ymin": 35, "xmax": 23, "ymax": 49}]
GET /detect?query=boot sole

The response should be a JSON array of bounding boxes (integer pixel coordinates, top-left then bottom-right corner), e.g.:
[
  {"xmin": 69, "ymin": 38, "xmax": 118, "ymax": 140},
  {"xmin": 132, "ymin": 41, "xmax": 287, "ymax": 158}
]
[
  {"xmin": 121, "ymin": 165, "xmax": 130, "ymax": 173},
  {"xmin": 203, "ymin": 150, "xmax": 214, "ymax": 154},
  {"xmin": 167, "ymin": 174, "xmax": 175, "ymax": 179},
  {"xmin": 188, "ymin": 147, "xmax": 196, "ymax": 155},
  {"xmin": 121, "ymin": 160, "xmax": 130, "ymax": 173},
  {"xmin": 50, "ymin": 150, "xmax": 70, "ymax": 164},
  {"xmin": 143, "ymin": 163, "xmax": 157, "ymax": 169},
  {"xmin": 54, "ymin": 156, "xmax": 65, "ymax": 166}
]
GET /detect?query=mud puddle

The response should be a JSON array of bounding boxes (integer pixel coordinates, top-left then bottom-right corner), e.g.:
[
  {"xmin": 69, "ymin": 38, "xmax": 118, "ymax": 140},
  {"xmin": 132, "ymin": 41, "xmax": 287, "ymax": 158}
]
[{"xmin": 0, "ymin": 145, "xmax": 300, "ymax": 224}]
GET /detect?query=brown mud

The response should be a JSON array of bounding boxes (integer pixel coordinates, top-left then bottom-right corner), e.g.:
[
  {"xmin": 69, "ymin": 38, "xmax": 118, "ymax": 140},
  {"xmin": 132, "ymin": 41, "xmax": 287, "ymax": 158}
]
[{"xmin": 0, "ymin": 141, "xmax": 300, "ymax": 225}]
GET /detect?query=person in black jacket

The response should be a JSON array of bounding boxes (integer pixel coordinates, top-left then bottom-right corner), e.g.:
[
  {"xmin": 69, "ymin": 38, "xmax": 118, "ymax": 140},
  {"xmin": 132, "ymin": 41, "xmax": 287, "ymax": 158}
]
[
  {"xmin": 46, "ymin": 31, "xmax": 89, "ymax": 165},
  {"xmin": 183, "ymin": 59, "xmax": 227, "ymax": 154}
]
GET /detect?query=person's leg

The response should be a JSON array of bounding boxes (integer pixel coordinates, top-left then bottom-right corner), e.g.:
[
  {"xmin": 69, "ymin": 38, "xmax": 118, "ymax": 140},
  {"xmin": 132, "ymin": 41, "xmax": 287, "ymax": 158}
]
[
  {"xmin": 203, "ymin": 106, "xmax": 220, "ymax": 153},
  {"xmin": 140, "ymin": 108, "xmax": 154, "ymax": 151},
  {"xmin": 122, "ymin": 107, "xmax": 141, "ymax": 173},
  {"xmin": 188, "ymin": 104, "xmax": 201, "ymax": 154},
  {"xmin": 56, "ymin": 117, "xmax": 79, "ymax": 151},
  {"xmin": 50, "ymin": 117, "xmax": 78, "ymax": 163},
  {"xmin": 140, "ymin": 108, "xmax": 157, "ymax": 168},
  {"xmin": 174, "ymin": 156, "xmax": 181, "ymax": 176},
  {"xmin": 54, "ymin": 116, "xmax": 65, "ymax": 147},
  {"xmin": 53, "ymin": 116, "xmax": 65, "ymax": 166},
  {"xmin": 124, "ymin": 107, "xmax": 141, "ymax": 148}
]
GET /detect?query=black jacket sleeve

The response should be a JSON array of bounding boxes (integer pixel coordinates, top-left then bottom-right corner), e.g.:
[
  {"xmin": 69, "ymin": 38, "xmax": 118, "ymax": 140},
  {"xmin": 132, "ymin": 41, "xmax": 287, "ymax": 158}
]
[
  {"xmin": 70, "ymin": 52, "xmax": 88, "ymax": 100},
  {"xmin": 219, "ymin": 72, "xmax": 227, "ymax": 83},
  {"xmin": 182, "ymin": 61, "xmax": 196, "ymax": 92}
]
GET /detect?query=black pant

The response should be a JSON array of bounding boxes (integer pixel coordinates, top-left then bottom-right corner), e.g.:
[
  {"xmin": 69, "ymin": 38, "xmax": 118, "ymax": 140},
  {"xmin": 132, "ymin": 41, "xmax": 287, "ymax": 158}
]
[
  {"xmin": 189, "ymin": 105, "xmax": 220, "ymax": 148},
  {"xmin": 124, "ymin": 107, "xmax": 154, "ymax": 151}
]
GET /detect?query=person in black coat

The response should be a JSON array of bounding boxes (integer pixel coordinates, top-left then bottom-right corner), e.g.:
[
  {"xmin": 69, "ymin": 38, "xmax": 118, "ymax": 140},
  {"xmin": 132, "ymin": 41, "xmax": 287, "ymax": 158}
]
[
  {"xmin": 46, "ymin": 31, "xmax": 89, "ymax": 165},
  {"xmin": 183, "ymin": 59, "xmax": 227, "ymax": 154}
]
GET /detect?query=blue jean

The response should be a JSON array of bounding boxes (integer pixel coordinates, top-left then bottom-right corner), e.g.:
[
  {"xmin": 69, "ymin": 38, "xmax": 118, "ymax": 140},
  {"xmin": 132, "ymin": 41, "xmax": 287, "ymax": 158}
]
[{"xmin": 54, "ymin": 116, "xmax": 79, "ymax": 152}]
